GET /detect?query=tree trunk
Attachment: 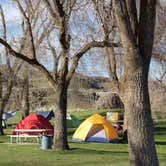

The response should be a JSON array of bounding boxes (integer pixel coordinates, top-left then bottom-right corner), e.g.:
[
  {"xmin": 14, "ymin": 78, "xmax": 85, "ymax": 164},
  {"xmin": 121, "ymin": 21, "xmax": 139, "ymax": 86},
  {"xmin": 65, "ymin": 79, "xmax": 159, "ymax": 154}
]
[
  {"xmin": 124, "ymin": 69, "xmax": 159, "ymax": 166},
  {"xmin": 0, "ymin": 108, "xmax": 4, "ymax": 135},
  {"xmin": 0, "ymin": 71, "xmax": 4, "ymax": 135},
  {"xmin": 113, "ymin": 0, "xmax": 159, "ymax": 164},
  {"xmin": 53, "ymin": 85, "xmax": 69, "ymax": 150},
  {"xmin": 21, "ymin": 76, "xmax": 30, "ymax": 119}
]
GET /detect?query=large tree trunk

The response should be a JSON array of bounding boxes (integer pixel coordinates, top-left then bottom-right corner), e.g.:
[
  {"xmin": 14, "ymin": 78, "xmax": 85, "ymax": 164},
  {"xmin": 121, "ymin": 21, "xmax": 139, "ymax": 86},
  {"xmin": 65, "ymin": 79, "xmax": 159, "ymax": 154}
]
[
  {"xmin": 113, "ymin": 0, "xmax": 159, "ymax": 165},
  {"xmin": 124, "ymin": 69, "xmax": 158, "ymax": 166},
  {"xmin": 53, "ymin": 85, "xmax": 69, "ymax": 150}
]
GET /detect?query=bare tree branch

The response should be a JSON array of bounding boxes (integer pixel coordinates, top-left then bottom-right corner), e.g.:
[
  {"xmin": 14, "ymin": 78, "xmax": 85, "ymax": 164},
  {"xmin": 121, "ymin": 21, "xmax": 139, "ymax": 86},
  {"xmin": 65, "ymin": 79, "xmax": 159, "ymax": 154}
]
[
  {"xmin": 0, "ymin": 38, "xmax": 57, "ymax": 91},
  {"xmin": 14, "ymin": 0, "xmax": 36, "ymax": 59},
  {"xmin": 67, "ymin": 0, "xmax": 77, "ymax": 18},
  {"xmin": 153, "ymin": 53, "xmax": 166, "ymax": 61},
  {"xmin": 54, "ymin": 0, "xmax": 65, "ymax": 17},
  {"xmin": 31, "ymin": 1, "xmax": 42, "ymax": 28},
  {"xmin": 126, "ymin": 0, "xmax": 138, "ymax": 36},
  {"xmin": 67, "ymin": 40, "xmax": 120, "ymax": 83},
  {"xmin": 43, "ymin": 0, "xmax": 59, "ymax": 23},
  {"xmin": 92, "ymin": 0, "xmax": 113, "ymax": 37},
  {"xmin": 138, "ymin": 0, "xmax": 157, "ymax": 64},
  {"xmin": 92, "ymin": 0, "xmax": 119, "ymax": 90},
  {"xmin": 0, "ymin": 5, "xmax": 10, "ymax": 68},
  {"xmin": 44, "ymin": 0, "xmax": 70, "ymax": 81},
  {"xmin": 106, "ymin": 47, "xmax": 119, "ymax": 87},
  {"xmin": 47, "ymin": 37, "xmax": 60, "ymax": 80},
  {"xmin": 36, "ymin": 19, "xmax": 55, "ymax": 47}
]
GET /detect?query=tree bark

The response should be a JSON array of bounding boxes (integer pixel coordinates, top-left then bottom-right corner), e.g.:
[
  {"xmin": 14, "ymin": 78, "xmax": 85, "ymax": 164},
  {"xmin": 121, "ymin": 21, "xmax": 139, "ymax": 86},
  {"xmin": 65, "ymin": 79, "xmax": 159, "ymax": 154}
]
[
  {"xmin": 124, "ymin": 68, "xmax": 158, "ymax": 166},
  {"xmin": 113, "ymin": 0, "xmax": 159, "ymax": 165},
  {"xmin": 53, "ymin": 84, "xmax": 69, "ymax": 150},
  {"xmin": 0, "ymin": 102, "xmax": 4, "ymax": 135},
  {"xmin": 0, "ymin": 70, "xmax": 3, "ymax": 135},
  {"xmin": 21, "ymin": 75, "xmax": 30, "ymax": 119}
]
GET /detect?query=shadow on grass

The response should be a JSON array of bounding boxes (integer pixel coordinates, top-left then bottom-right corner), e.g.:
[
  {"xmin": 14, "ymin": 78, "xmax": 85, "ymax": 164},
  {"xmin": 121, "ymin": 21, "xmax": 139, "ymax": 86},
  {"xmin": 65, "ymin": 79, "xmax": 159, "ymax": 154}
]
[
  {"xmin": 68, "ymin": 138, "xmax": 128, "ymax": 144},
  {"xmin": 154, "ymin": 127, "xmax": 166, "ymax": 136},
  {"xmin": 69, "ymin": 147, "xmax": 128, "ymax": 155},
  {"xmin": 154, "ymin": 127, "xmax": 166, "ymax": 132},
  {"xmin": 67, "ymin": 129, "xmax": 76, "ymax": 135},
  {"xmin": 155, "ymin": 141, "xmax": 166, "ymax": 145}
]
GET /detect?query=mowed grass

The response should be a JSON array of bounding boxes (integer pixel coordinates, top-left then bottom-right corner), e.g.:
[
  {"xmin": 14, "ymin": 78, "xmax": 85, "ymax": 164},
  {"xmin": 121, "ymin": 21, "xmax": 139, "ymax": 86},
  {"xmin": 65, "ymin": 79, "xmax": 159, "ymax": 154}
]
[
  {"xmin": 0, "ymin": 109, "xmax": 165, "ymax": 166},
  {"xmin": 0, "ymin": 142, "xmax": 129, "ymax": 166}
]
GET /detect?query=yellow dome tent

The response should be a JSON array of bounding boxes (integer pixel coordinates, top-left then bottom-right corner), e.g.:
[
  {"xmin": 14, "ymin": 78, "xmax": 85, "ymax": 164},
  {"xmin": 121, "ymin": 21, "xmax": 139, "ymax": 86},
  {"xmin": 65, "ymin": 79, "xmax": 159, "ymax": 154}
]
[{"xmin": 72, "ymin": 114, "xmax": 119, "ymax": 143}]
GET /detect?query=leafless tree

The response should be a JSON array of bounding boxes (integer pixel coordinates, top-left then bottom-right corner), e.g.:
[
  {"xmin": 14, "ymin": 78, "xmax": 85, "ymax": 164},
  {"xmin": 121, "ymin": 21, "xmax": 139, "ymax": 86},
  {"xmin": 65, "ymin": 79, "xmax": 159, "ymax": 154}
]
[
  {"xmin": 0, "ymin": 0, "xmax": 119, "ymax": 149},
  {"xmin": 113, "ymin": 0, "xmax": 158, "ymax": 165},
  {"xmin": 93, "ymin": 0, "xmax": 160, "ymax": 165},
  {"xmin": 15, "ymin": 0, "xmax": 56, "ymax": 119},
  {"xmin": 92, "ymin": 0, "xmax": 120, "ymax": 90},
  {"xmin": 0, "ymin": 5, "xmax": 22, "ymax": 135}
]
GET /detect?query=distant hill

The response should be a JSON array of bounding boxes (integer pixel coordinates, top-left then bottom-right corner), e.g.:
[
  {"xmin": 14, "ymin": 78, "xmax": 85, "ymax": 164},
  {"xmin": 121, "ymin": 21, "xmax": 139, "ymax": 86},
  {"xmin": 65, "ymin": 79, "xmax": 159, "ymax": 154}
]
[{"xmin": 1, "ymin": 64, "xmax": 165, "ymax": 113}]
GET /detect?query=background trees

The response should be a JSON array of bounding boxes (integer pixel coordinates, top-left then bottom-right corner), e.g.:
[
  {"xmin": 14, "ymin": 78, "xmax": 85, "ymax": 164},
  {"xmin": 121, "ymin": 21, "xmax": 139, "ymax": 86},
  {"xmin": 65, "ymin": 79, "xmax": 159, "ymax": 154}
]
[
  {"xmin": 0, "ymin": 0, "xmax": 119, "ymax": 149},
  {"xmin": 0, "ymin": 5, "xmax": 22, "ymax": 135},
  {"xmin": 0, "ymin": 0, "xmax": 165, "ymax": 165}
]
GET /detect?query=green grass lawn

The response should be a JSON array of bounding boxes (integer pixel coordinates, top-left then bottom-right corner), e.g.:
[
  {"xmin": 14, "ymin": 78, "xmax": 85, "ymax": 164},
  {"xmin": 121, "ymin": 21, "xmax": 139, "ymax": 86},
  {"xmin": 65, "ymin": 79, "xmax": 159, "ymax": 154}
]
[
  {"xmin": 0, "ymin": 142, "xmax": 130, "ymax": 166},
  {"xmin": 0, "ymin": 109, "xmax": 165, "ymax": 166}
]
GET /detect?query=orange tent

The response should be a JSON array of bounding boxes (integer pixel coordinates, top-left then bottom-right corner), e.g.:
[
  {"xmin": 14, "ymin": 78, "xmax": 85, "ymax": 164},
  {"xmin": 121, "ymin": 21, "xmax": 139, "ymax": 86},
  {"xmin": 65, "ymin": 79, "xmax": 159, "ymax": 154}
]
[{"xmin": 72, "ymin": 114, "xmax": 118, "ymax": 143}]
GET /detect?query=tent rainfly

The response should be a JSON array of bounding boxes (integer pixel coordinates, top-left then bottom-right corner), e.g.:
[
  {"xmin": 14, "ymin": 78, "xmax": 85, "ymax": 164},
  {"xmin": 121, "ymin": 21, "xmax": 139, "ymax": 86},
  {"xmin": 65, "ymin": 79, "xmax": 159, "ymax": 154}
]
[{"xmin": 36, "ymin": 110, "xmax": 54, "ymax": 120}]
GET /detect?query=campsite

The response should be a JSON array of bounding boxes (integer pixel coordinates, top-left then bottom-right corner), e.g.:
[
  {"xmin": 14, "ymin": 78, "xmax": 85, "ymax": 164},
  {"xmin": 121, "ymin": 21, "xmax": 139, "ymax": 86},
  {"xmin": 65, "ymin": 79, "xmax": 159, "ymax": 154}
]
[
  {"xmin": 0, "ymin": 0, "xmax": 165, "ymax": 166},
  {"xmin": 0, "ymin": 109, "xmax": 165, "ymax": 166}
]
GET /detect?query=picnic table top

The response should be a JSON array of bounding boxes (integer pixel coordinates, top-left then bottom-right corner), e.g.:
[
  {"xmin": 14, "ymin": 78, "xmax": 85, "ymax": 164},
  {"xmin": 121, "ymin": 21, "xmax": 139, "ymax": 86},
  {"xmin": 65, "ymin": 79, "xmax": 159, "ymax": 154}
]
[{"xmin": 14, "ymin": 129, "xmax": 52, "ymax": 132}]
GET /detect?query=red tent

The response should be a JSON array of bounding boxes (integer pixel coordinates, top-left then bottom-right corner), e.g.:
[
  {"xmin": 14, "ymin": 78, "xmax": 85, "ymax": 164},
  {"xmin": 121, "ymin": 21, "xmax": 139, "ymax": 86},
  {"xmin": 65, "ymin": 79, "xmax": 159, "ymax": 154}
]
[{"xmin": 13, "ymin": 114, "xmax": 54, "ymax": 135}]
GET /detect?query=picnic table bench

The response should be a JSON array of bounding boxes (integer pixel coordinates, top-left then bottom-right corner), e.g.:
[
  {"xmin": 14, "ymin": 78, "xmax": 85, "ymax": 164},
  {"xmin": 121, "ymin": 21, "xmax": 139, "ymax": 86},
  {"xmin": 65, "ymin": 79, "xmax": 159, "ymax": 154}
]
[
  {"xmin": 8, "ymin": 134, "xmax": 40, "ymax": 143},
  {"xmin": 8, "ymin": 129, "xmax": 53, "ymax": 143}
]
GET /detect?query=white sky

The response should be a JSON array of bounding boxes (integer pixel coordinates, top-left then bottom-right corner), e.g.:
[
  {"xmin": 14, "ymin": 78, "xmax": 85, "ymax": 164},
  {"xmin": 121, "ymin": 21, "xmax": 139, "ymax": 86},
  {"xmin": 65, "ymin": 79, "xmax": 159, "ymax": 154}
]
[
  {"xmin": 0, "ymin": 0, "xmax": 165, "ymax": 79},
  {"xmin": 0, "ymin": 0, "xmax": 21, "ymax": 24}
]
